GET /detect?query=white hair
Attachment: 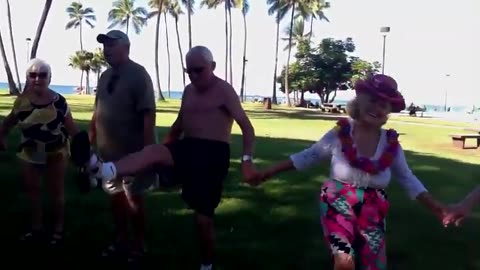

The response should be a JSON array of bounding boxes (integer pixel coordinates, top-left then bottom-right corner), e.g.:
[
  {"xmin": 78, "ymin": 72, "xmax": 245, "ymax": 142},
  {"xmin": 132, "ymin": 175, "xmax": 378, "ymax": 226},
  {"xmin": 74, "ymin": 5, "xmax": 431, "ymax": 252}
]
[
  {"xmin": 26, "ymin": 58, "xmax": 52, "ymax": 79},
  {"xmin": 186, "ymin": 46, "xmax": 214, "ymax": 63}
]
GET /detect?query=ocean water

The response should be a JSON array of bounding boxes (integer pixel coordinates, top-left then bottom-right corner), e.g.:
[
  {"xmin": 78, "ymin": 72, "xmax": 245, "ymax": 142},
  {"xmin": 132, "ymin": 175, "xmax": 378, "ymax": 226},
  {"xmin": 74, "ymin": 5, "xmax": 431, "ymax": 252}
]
[{"xmin": 0, "ymin": 82, "xmax": 473, "ymax": 114}]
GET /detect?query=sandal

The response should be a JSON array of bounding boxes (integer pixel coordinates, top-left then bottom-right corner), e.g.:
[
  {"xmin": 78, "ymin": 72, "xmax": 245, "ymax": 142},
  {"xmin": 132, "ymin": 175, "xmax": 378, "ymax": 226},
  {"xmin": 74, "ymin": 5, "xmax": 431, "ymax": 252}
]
[
  {"xmin": 19, "ymin": 229, "xmax": 44, "ymax": 243},
  {"xmin": 49, "ymin": 231, "xmax": 64, "ymax": 247},
  {"xmin": 101, "ymin": 242, "xmax": 128, "ymax": 258},
  {"xmin": 128, "ymin": 249, "xmax": 147, "ymax": 268}
]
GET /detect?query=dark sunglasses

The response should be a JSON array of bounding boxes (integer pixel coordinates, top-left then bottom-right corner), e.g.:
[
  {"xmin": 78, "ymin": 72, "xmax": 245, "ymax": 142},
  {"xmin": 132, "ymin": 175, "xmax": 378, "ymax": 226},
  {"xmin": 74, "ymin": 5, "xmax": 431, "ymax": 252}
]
[
  {"xmin": 184, "ymin": 67, "xmax": 204, "ymax": 74},
  {"xmin": 28, "ymin": 72, "xmax": 48, "ymax": 79}
]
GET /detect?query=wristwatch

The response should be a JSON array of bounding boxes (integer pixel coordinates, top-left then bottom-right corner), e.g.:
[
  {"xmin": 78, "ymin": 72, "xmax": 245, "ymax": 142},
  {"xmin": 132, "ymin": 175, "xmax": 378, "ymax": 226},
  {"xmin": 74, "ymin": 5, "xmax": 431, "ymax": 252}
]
[{"xmin": 241, "ymin": 155, "xmax": 253, "ymax": 162}]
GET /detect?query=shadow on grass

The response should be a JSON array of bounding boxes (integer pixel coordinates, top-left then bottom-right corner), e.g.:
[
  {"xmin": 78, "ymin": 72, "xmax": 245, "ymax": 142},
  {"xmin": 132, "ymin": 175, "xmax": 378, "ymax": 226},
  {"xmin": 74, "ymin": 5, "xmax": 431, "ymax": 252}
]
[
  {"xmin": 245, "ymin": 107, "xmax": 347, "ymax": 121},
  {"xmin": 0, "ymin": 118, "xmax": 478, "ymax": 269}
]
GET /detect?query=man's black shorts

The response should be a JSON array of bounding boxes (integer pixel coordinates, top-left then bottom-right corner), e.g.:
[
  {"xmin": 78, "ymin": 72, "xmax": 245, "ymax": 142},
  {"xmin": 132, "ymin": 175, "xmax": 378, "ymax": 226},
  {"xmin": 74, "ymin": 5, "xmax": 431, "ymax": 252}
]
[{"xmin": 165, "ymin": 138, "xmax": 230, "ymax": 217}]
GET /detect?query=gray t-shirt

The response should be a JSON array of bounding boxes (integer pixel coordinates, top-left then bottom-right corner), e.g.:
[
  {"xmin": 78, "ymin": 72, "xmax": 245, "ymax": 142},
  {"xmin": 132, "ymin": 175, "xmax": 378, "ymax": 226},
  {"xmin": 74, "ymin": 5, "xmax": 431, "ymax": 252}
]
[{"xmin": 94, "ymin": 60, "xmax": 156, "ymax": 161}]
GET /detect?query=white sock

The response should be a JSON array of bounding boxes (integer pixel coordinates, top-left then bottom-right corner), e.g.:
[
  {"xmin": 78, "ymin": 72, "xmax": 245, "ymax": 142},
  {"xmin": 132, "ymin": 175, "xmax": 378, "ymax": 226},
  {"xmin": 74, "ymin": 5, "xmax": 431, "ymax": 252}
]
[
  {"xmin": 101, "ymin": 162, "xmax": 117, "ymax": 182},
  {"xmin": 88, "ymin": 154, "xmax": 98, "ymax": 168},
  {"xmin": 200, "ymin": 264, "xmax": 212, "ymax": 270}
]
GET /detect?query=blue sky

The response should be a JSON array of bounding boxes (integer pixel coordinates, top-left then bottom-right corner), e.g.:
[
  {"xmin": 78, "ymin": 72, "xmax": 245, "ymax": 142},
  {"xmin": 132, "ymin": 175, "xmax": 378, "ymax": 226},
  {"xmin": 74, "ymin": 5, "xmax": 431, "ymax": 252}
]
[{"xmin": 0, "ymin": 0, "xmax": 479, "ymax": 106}]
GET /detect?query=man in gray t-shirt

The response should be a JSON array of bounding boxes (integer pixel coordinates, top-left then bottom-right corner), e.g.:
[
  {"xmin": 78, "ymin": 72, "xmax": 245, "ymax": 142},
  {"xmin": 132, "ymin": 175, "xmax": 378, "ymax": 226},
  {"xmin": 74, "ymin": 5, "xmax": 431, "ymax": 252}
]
[{"xmin": 89, "ymin": 30, "xmax": 156, "ymax": 263}]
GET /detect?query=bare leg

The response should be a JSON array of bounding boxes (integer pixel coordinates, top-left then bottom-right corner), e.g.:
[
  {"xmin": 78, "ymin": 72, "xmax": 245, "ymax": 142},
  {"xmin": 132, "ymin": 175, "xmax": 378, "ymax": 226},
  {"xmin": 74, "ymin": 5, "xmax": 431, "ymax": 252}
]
[
  {"xmin": 196, "ymin": 213, "xmax": 215, "ymax": 266},
  {"xmin": 46, "ymin": 153, "xmax": 67, "ymax": 234},
  {"xmin": 125, "ymin": 192, "xmax": 147, "ymax": 252},
  {"xmin": 333, "ymin": 254, "xmax": 355, "ymax": 270},
  {"xmin": 111, "ymin": 191, "xmax": 129, "ymax": 247},
  {"xmin": 20, "ymin": 161, "xmax": 42, "ymax": 231},
  {"xmin": 96, "ymin": 144, "xmax": 173, "ymax": 181}
]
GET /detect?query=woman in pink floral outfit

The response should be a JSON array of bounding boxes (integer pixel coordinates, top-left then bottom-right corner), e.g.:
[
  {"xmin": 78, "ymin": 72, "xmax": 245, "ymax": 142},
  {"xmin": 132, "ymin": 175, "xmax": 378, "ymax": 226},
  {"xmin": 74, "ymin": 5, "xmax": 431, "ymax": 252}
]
[{"xmin": 253, "ymin": 74, "xmax": 453, "ymax": 270}]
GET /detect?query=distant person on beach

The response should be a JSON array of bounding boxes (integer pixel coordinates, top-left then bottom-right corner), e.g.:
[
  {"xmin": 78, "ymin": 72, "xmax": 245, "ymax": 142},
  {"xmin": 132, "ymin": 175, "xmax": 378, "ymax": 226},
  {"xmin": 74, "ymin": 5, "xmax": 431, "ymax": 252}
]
[
  {"xmin": 90, "ymin": 30, "xmax": 157, "ymax": 265},
  {"xmin": 86, "ymin": 45, "xmax": 257, "ymax": 270},
  {"xmin": 0, "ymin": 58, "xmax": 79, "ymax": 247},
  {"xmin": 248, "ymin": 74, "xmax": 455, "ymax": 270}
]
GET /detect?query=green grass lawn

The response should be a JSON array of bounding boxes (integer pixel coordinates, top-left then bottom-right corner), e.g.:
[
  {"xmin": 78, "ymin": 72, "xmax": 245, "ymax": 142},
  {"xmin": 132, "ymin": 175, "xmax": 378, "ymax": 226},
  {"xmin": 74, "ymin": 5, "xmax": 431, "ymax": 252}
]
[{"xmin": 0, "ymin": 93, "xmax": 479, "ymax": 269}]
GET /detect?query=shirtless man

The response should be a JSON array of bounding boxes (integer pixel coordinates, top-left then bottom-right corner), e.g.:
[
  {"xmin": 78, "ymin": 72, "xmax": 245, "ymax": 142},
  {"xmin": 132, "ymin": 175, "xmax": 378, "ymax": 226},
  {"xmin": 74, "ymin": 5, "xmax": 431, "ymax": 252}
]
[{"xmin": 88, "ymin": 46, "xmax": 256, "ymax": 270}]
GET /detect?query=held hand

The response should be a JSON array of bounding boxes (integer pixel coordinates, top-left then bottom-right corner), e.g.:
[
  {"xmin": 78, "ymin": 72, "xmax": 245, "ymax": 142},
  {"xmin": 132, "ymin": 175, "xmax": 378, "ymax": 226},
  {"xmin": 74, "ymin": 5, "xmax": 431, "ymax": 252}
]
[
  {"xmin": 241, "ymin": 161, "xmax": 258, "ymax": 184},
  {"xmin": 442, "ymin": 203, "xmax": 470, "ymax": 227}
]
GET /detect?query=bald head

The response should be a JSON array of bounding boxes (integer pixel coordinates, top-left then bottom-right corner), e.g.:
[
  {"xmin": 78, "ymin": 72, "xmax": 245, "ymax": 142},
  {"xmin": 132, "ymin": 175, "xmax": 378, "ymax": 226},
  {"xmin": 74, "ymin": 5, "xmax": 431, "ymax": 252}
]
[
  {"xmin": 186, "ymin": 46, "xmax": 214, "ymax": 63},
  {"xmin": 185, "ymin": 46, "xmax": 216, "ymax": 90}
]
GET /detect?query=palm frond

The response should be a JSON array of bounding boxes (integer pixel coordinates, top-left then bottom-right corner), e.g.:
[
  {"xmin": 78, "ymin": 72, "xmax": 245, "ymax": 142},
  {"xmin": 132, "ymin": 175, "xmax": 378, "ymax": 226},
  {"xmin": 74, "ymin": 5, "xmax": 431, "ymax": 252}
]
[
  {"xmin": 85, "ymin": 19, "xmax": 95, "ymax": 28},
  {"xmin": 65, "ymin": 19, "xmax": 78, "ymax": 30}
]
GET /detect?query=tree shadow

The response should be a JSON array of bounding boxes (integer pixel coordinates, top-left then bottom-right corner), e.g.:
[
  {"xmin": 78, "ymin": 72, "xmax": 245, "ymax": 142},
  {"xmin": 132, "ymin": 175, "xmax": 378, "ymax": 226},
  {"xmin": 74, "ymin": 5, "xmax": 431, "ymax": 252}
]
[
  {"xmin": 245, "ymin": 107, "xmax": 346, "ymax": 121},
  {"xmin": 0, "ymin": 118, "xmax": 478, "ymax": 269}
]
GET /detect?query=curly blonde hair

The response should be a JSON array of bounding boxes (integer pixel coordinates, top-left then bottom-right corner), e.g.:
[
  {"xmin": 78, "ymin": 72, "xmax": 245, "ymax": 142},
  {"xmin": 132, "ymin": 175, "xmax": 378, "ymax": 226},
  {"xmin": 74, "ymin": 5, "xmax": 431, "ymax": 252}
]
[{"xmin": 346, "ymin": 94, "xmax": 368, "ymax": 120}]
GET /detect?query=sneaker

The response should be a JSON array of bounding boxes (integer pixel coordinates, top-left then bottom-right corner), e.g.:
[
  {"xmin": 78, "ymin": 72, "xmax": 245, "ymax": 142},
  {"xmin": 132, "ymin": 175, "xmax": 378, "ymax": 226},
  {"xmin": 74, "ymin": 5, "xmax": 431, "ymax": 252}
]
[
  {"xmin": 48, "ymin": 231, "xmax": 64, "ymax": 248},
  {"xmin": 101, "ymin": 242, "xmax": 128, "ymax": 258},
  {"xmin": 19, "ymin": 229, "xmax": 44, "ymax": 243},
  {"xmin": 127, "ymin": 249, "xmax": 146, "ymax": 269}
]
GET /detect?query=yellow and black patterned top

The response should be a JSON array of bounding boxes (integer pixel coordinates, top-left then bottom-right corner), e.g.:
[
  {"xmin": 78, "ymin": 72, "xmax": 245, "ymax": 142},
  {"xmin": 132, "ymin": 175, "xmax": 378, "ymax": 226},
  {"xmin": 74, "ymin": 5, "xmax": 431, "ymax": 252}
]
[{"xmin": 12, "ymin": 93, "xmax": 70, "ymax": 164}]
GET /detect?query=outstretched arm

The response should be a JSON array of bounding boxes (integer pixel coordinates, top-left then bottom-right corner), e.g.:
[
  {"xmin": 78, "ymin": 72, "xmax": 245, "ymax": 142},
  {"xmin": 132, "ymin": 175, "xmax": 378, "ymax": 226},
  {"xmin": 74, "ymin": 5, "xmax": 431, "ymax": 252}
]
[
  {"xmin": 444, "ymin": 185, "xmax": 480, "ymax": 226},
  {"xmin": 0, "ymin": 95, "xmax": 21, "ymax": 138},
  {"xmin": 163, "ymin": 88, "xmax": 187, "ymax": 144},
  {"xmin": 0, "ymin": 110, "xmax": 18, "ymax": 137},
  {"xmin": 258, "ymin": 128, "xmax": 337, "ymax": 183},
  {"xmin": 461, "ymin": 185, "xmax": 480, "ymax": 210},
  {"xmin": 391, "ymin": 145, "xmax": 445, "ymax": 218},
  {"xmin": 223, "ymin": 84, "xmax": 255, "ymax": 156}
]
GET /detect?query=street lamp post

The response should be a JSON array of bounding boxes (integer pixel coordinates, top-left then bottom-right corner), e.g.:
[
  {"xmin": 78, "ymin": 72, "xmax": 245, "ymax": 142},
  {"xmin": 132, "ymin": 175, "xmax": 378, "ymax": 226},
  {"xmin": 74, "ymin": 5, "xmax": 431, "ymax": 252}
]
[
  {"xmin": 380, "ymin": 27, "xmax": 390, "ymax": 74},
  {"xmin": 444, "ymin": 74, "xmax": 450, "ymax": 112},
  {"xmin": 26, "ymin": 37, "xmax": 31, "ymax": 63}
]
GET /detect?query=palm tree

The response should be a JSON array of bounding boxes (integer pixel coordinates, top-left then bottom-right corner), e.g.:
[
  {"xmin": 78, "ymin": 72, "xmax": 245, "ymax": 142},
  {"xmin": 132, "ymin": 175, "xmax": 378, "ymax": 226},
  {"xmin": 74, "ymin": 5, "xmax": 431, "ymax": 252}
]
[
  {"xmin": 0, "ymin": 25, "xmax": 19, "ymax": 95},
  {"xmin": 30, "ymin": 0, "xmax": 53, "ymax": 59},
  {"xmin": 181, "ymin": 0, "xmax": 194, "ymax": 49},
  {"xmin": 163, "ymin": 10, "xmax": 172, "ymax": 97},
  {"xmin": 65, "ymin": 2, "xmax": 97, "ymax": 51},
  {"xmin": 296, "ymin": 0, "xmax": 329, "ymax": 42},
  {"xmin": 282, "ymin": 18, "xmax": 308, "ymax": 103},
  {"xmin": 239, "ymin": 0, "xmax": 249, "ymax": 102},
  {"xmin": 267, "ymin": 0, "xmax": 290, "ymax": 104},
  {"xmin": 108, "ymin": 0, "xmax": 148, "ymax": 36},
  {"xmin": 6, "ymin": 0, "xmax": 21, "ymax": 91},
  {"xmin": 168, "ymin": 0, "xmax": 186, "ymax": 88},
  {"xmin": 147, "ymin": 0, "xmax": 166, "ymax": 101},
  {"xmin": 90, "ymin": 48, "xmax": 109, "ymax": 85},
  {"xmin": 200, "ymin": 0, "xmax": 235, "ymax": 82},
  {"xmin": 282, "ymin": 18, "xmax": 311, "ymax": 53},
  {"xmin": 69, "ymin": 50, "xmax": 94, "ymax": 94}
]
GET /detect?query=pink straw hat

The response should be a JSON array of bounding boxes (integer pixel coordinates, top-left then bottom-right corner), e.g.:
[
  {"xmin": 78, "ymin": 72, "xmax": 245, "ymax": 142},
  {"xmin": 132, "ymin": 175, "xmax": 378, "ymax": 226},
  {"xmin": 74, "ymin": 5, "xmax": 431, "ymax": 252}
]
[{"xmin": 354, "ymin": 74, "xmax": 406, "ymax": 113}]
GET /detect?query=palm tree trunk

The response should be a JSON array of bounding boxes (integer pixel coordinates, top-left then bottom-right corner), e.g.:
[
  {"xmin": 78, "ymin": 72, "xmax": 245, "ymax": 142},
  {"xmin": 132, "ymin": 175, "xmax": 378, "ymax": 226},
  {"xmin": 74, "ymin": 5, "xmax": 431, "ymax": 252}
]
[
  {"xmin": 86, "ymin": 69, "xmax": 91, "ymax": 95},
  {"xmin": 80, "ymin": 70, "xmax": 84, "ymax": 92},
  {"xmin": 30, "ymin": 0, "xmax": 52, "ymax": 59},
  {"xmin": 272, "ymin": 15, "xmax": 280, "ymax": 104},
  {"xmin": 0, "ymin": 28, "xmax": 19, "ymax": 95},
  {"xmin": 224, "ymin": 2, "xmax": 228, "ymax": 81},
  {"xmin": 240, "ymin": 12, "xmax": 247, "ymax": 102},
  {"xmin": 126, "ymin": 15, "xmax": 130, "ymax": 36},
  {"xmin": 228, "ymin": 3, "xmax": 233, "ymax": 85},
  {"xmin": 80, "ymin": 22, "xmax": 84, "ymax": 51},
  {"xmin": 309, "ymin": 16, "xmax": 314, "ymax": 43},
  {"xmin": 164, "ymin": 12, "xmax": 171, "ymax": 98},
  {"xmin": 284, "ymin": 3, "xmax": 296, "ymax": 107},
  {"xmin": 187, "ymin": 0, "xmax": 192, "ymax": 49},
  {"xmin": 175, "ymin": 19, "xmax": 186, "ymax": 88},
  {"xmin": 6, "ymin": 0, "xmax": 21, "ymax": 91},
  {"xmin": 154, "ymin": 11, "xmax": 165, "ymax": 101}
]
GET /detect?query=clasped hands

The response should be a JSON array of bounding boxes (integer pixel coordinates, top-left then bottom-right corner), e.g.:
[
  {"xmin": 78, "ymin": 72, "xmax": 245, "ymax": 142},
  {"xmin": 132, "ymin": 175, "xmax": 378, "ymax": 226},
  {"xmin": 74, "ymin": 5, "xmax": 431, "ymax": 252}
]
[
  {"xmin": 240, "ymin": 161, "xmax": 270, "ymax": 186},
  {"xmin": 439, "ymin": 202, "xmax": 471, "ymax": 228}
]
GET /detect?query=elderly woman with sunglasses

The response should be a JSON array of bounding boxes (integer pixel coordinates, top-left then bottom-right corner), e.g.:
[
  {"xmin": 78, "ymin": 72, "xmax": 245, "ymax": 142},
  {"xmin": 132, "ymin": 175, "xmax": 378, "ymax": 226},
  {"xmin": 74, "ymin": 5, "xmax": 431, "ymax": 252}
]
[
  {"xmin": 0, "ymin": 58, "xmax": 79, "ymax": 247},
  {"xmin": 251, "ymin": 74, "xmax": 453, "ymax": 270}
]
